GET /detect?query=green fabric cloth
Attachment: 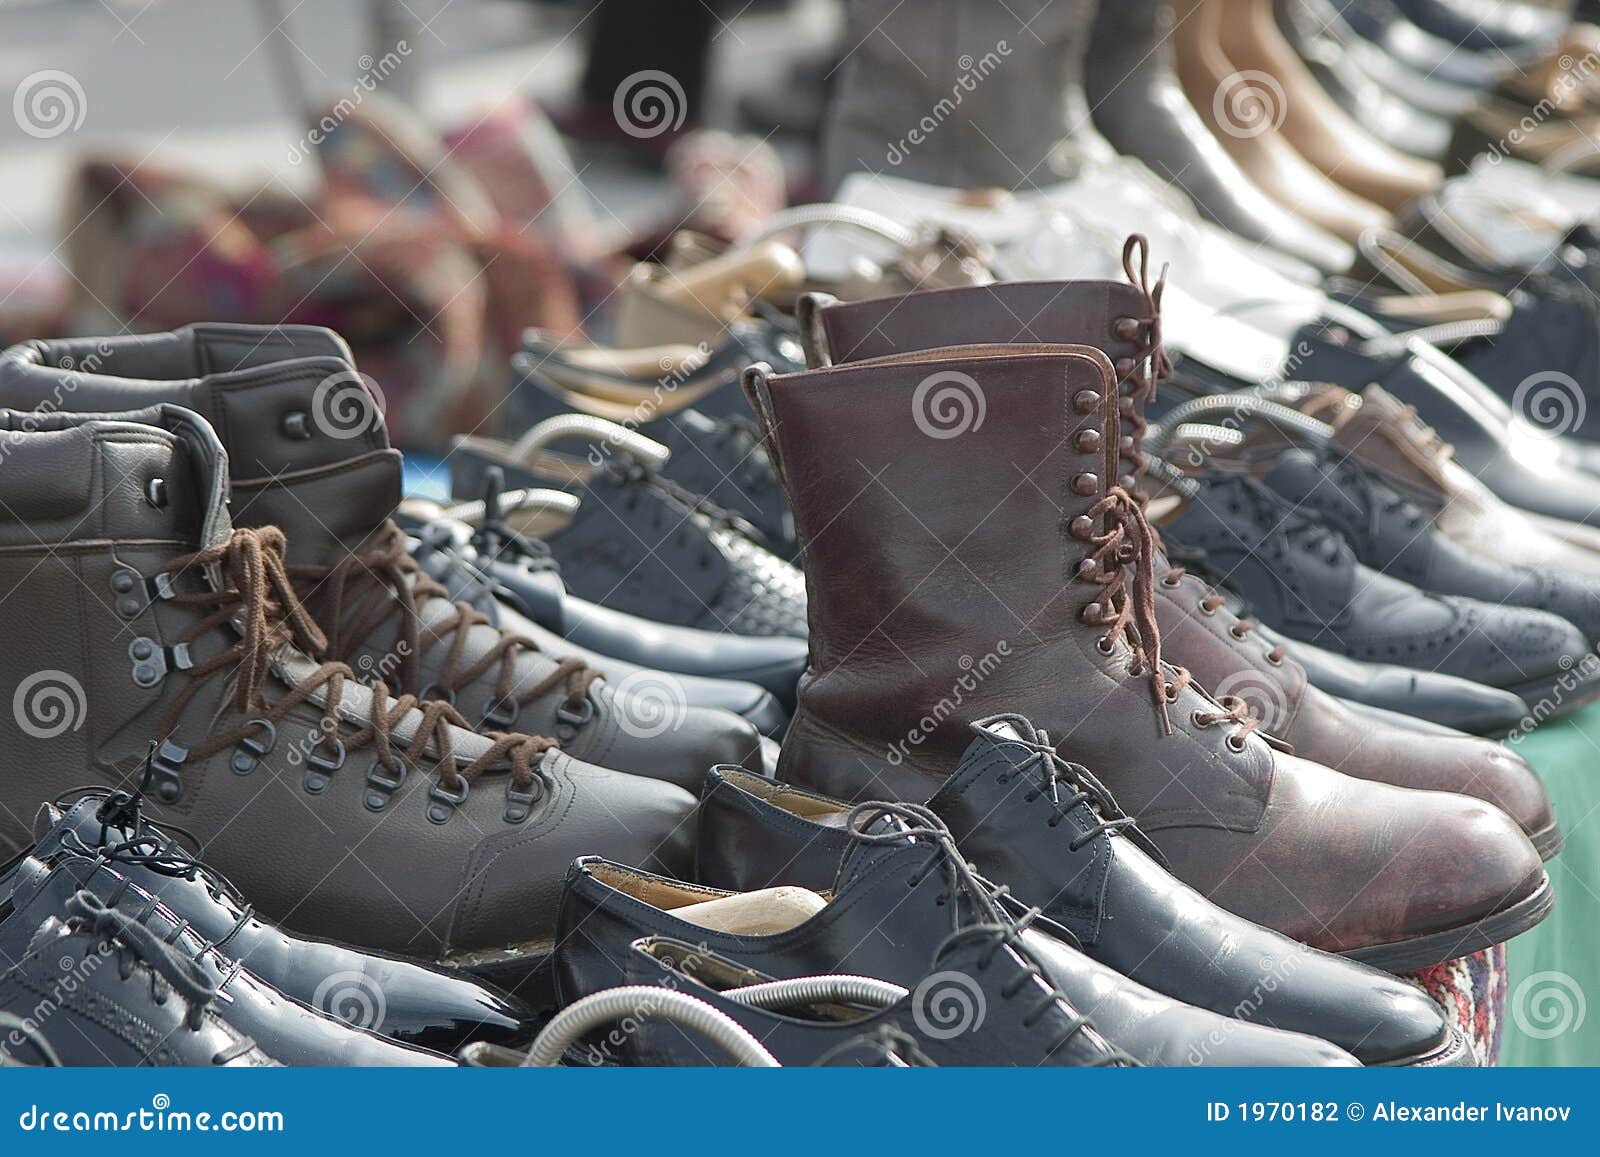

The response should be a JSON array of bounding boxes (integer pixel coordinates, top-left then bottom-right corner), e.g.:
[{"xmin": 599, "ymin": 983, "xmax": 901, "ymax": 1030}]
[{"xmin": 1497, "ymin": 702, "xmax": 1600, "ymax": 1065}]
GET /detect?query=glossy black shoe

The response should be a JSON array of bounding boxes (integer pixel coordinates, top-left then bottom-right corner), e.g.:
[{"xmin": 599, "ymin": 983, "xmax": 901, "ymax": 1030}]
[
  {"xmin": 696, "ymin": 718, "xmax": 1471, "ymax": 1066},
  {"xmin": 449, "ymin": 446, "xmax": 807, "ymax": 639},
  {"xmin": 1263, "ymin": 448, "xmax": 1600, "ymax": 643},
  {"xmin": 1248, "ymin": 620, "xmax": 1532, "ymax": 737},
  {"xmin": 561, "ymin": 811, "xmax": 1366, "ymax": 1065},
  {"xmin": 13, "ymin": 790, "xmax": 526, "ymax": 1056},
  {"xmin": 0, "ymin": 890, "xmax": 278, "ymax": 1067},
  {"xmin": 615, "ymin": 934, "xmax": 1128, "ymax": 1068},
  {"xmin": 406, "ymin": 501, "xmax": 805, "ymax": 713},
  {"xmin": 0, "ymin": 850, "xmax": 454, "ymax": 1066},
  {"xmin": 1287, "ymin": 320, "xmax": 1600, "ymax": 531},
  {"xmin": 1158, "ymin": 472, "xmax": 1600, "ymax": 714}
]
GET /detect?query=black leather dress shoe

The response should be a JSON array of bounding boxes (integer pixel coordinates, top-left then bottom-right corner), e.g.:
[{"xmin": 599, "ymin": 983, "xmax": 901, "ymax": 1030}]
[
  {"xmin": 0, "ymin": 851, "xmax": 454, "ymax": 1066},
  {"xmin": 1287, "ymin": 320, "xmax": 1600, "ymax": 530},
  {"xmin": 1263, "ymin": 449, "xmax": 1600, "ymax": 643},
  {"xmin": 617, "ymin": 933, "xmax": 1130, "ymax": 1068},
  {"xmin": 1159, "ymin": 472, "xmax": 1600, "ymax": 713},
  {"xmin": 696, "ymin": 718, "xmax": 1471, "ymax": 1065},
  {"xmin": 1247, "ymin": 620, "xmax": 1532, "ymax": 737},
  {"xmin": 449, "ymin": 453, "xmax": 807, "ymax": 639},
  {"xmin": 0, "ymin": 890, "xmax": 278, "ymax": 1067},
  {"xmin": 12, "ymin": 790, "xmax": 527, "ymax": 1055}
]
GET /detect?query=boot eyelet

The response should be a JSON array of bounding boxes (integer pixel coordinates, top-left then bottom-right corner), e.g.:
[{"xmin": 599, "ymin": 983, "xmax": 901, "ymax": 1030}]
[
  {"xmin": 1229, "ymin": 624, "xmax": 1247, "ymax": 639},
  {"xmin": 281, "ymin": 411, "xmax": 312, "ymax": 440},
  {"xmin": 1095, "ymin": 636, "xmax": 1115, "ymax": 656},
  {"xmin": 427, "ymin": 778, "xmax": 470, "ymax": 824},
  {"xmin": 1162, "ymin": 681, "xmax": 1179, "ymax": 703},
  {"xmin": 1161, "ymin": 574, "xmax": 1180, "ymax": 588},
  {"xmin": 481, "ymin": 695, "xmax": 520, "ymax": 730},
  {"xmin": 419, "ymin": 684, "xmax": 456, "ymax": 706},
  {"xmin": 504, "ymin": 783, "xmax": 541, "ymax": 824},
  {"xmin": 1226, "ymin": 734, "xmax": 1248, "ymax": 753},
  {"xmin": 1197, "ymin": 601, "xmax": 1217, "ymax": 616},
  {"xmin": 1191, "ymin": 710, "xmax": 1212, "ymax": 729},
  {"xmin": 1113, "ymin": 317, "xmax": 1142, "ymax": 342},
  {"xmin": 1266, "ymin": 651, "xmax": 1284, "ymax": 666},
  {"xmin": 144, "ymin": 478, "xmax": 167, "ymax": 508},
  {"xmin": 230, "ymin": 719, "xmax": 277, "ymax": 776},
  {"xmin": 364, "ymin": 756, "xmax": 409, "ymax": 811}
]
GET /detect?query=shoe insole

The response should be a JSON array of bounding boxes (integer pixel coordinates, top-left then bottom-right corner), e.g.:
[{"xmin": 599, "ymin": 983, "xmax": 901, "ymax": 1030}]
[{"xmin": 672, "ymin": 886, "xmax": 829, "ymax": 937}]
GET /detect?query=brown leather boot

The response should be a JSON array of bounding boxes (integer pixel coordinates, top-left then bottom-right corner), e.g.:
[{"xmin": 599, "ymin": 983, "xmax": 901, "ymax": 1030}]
[
  {"xmin": 795, "ymin": 241, "xmax": 1559, "ymax": 860},
  {"xmin": 0, "ymin": 405, "xmax": 693, "ymax": 990},
  {"xmin": 0, "ymin": 327, "xmax": 764, "ymax": 792},
  {"xmin": 744, "ymin": 342, "xmax": 1550, "ymax": 972}
]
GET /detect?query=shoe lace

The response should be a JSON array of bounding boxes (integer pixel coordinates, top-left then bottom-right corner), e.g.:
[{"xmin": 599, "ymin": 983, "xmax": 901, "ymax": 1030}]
[
  {"xmin": 842, "ymin": 801, "xmax": 1131, "ymax": 1066},
  {"xmin": 613, "ymin": 457, "xmax": 767, "ymax": 549},
  {"xmin": 1080, "ymin": 487, "xmax": 1173, "ymax": 734},
  {"xmin": 1116, "ymin": 234, "xmax": 1173, "ymax": 504},
  {"xmin": 157, "ymin": 526, "xmax": 556, "ymax": 799},
  {"xmin": 994, "ymin": 725, "xmax": 1168, "ymax": 865},
  {"xmin": 63, "ymin": 890, "xmax": 224, "ymax": 1036},
  {"xmin": 1322, "ymin": 453, "xmax": 1429, "ymax": 535},
  {"xmin": 288, "ymin": 520, "xmax": 598, "ymax": 725}
]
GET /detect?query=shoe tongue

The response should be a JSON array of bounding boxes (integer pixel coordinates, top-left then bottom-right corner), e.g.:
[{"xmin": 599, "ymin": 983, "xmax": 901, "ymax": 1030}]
[
  {"xmin": 829, "ymin": 812, "xmax": 922, "ymax": 894},
  {"xmin": 233, "ymin": 451, "xmax": 404, "ymax": 567}
]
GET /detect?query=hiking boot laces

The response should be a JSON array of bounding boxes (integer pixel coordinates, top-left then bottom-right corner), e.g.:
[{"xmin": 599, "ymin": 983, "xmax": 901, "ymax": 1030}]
[{"xmin": 158, "ymin": 526, "xmax": 556, "ymax": 808}]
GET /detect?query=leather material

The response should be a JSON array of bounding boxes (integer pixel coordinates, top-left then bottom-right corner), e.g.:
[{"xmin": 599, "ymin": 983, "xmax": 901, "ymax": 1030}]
[
  {"xmin": 695, "ymin": 716, "xmax": 1472, "ymax": 1066},
  {"xmin": 1289, "ymin": 321, "xmax": 1600, "ymax": 532},
  {"xmin": 621, "ymin": 934, "xmax": 1128, "ymax": 1068},
  {"xmin": 0, "ymin": 327, "xmax": 768, "ymax": 792},
  {"xmin": 1309, "ymin": 385, "xmax": 1600, "ymax": 578},
  {"xmin": 1264, "ymin": 448, "xmax": 1600, "ymax": 643},
  {"xmin": 1172, "ymin": 0, "xmax": 1395, "ymax": 242},
  {"xmin": 508, "ymin": 325, "xmax": 804, "ymax": 560},
  {"xmin": 1252, "ymin": 619, "xmax": 1532, "ymax": 734},
  {"xmin": 1160, "ymin": 473, "xmax": 1600, "ymax": 706},
  {"xmin": 0, "ymin": 904, "xmax": 278, "ymax": 1067},
  {"xmin": 25, "ymin": 792, "xmax": 538, "ymax": 1053},
  {"xmin": 807, "ymin": 281, "xmax": 1555, "ymax": 842},
  {"xmin": 1084, "ymin": 0, "xmax": 1353, "ymax": 271},
  {"xmin": 562, "ymin": 821, "xmax": 1357, "ymax": 1066},
  {"xmin": 0, "ymin": 407, "xmax": 696, "ymax": 967},
  {"xmin": 747, "ymin": 345, "xmax": 1548, "ymax": 956},
  {"xmin": 0, "ymin": 853, "xmax": 453, "ymax": 1066},
  {"xmin": 448, "ymin": 445, "xmax": 808, "ymax": 639},
  {"xmin": 406, "ymin": 518, "xmax": 794, "ymax": 731},
  {"xmin": 1213, "ymin": 0, "xmax": 1441, "ymax": 211}
]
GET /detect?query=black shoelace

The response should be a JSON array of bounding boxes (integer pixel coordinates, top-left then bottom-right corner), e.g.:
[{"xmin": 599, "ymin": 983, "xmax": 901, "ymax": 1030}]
[
  {"xmin": 62, "ymin": 890, "xmax": 257, "ymax": 1063},
  {"xmin": 843, "ymin": 801, "xmax": 1132, "ymax": 1066}
]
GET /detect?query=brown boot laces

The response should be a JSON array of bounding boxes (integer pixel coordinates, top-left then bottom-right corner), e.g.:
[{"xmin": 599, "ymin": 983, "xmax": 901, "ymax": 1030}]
[
  {"xmin": 1107, "ymin": 235, "xmax": 1261, "ymax": 746},
  {"xmin": 287, "ymin": 520, "xmax": 599, "ymax": 725},
  {"xmin": 157, "ymin": 527, "xmax": 556, "ymax": 798}
]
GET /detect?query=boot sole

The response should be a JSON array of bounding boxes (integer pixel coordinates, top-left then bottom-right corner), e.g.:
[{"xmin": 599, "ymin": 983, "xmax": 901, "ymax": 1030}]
[
  {"xmin": 441, "ymin": 942, "xmax": 558, "ymax": 1011},
  {"xmin": 1529, "ymin": 819, "xmax": 1565, "ymax": 862},
  {"xmin": 1338, "ymin": 873, "xmax": 1554, "ymax": 975},
  {"xmin": 1379, "ymin": 1023, "xmax": 1476, "ymax": 1068}
]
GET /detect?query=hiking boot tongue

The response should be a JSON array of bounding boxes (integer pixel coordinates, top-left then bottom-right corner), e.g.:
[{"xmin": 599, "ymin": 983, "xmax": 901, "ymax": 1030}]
[{"xmin": 233, "ymin": 450, "xmax": 403, "ymax": 567}]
